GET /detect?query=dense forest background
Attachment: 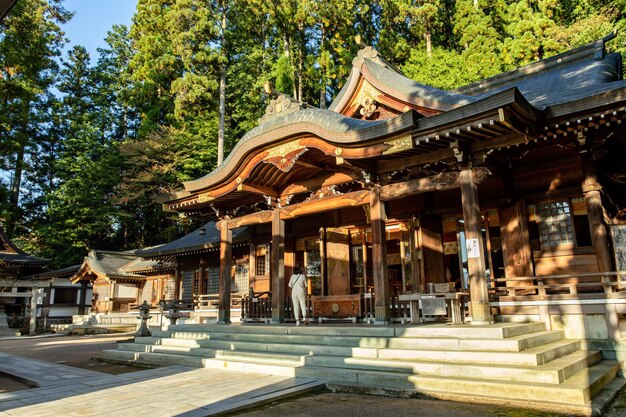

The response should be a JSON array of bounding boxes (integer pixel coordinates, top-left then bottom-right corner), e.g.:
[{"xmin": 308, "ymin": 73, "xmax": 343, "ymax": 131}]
[{"xmin": 1, "ymin": 0, "xmax": 625, "ymax": 268}]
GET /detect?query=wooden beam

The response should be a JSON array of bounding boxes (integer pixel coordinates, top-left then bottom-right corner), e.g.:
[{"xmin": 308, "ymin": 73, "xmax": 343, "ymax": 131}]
[
  {"xmin": 379, "ymin": 167, "xmax": 490, "ymax": 202},
  {"xmin": 237, "ymin": 182, "xmax": 278, "ymax": 197},
  {"xmin": 281, "ymin": 172, "xmax": 357, "ymax": 198},
  {"xmin": 227, "ymin": 210, "xmax": 273, "ymax": 229},
  {"xmin": 468, "ymin": 133, "xmax": 527, "ymax": 153},
  {"xmin": 377, "ymin": 148, "xmax": 456, "ymax": 174},
  {"xmin": 281, "ymin": 190, "xmax": 370, "ymax": 219}
]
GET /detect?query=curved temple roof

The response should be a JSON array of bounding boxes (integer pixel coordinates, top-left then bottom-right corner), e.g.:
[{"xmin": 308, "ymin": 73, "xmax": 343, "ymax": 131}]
[
  {"xmin": 182, "ymin": 108, "xmax": 416, "ymax": 194},
  {"xmin": 164, "ymin": 35, "xmax": 626, "ymax": 209}
]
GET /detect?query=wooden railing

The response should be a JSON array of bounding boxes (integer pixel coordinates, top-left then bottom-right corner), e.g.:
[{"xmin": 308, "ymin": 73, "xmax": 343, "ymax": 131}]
[
  {"xmin": 488, "ymin": 271, "xmax": 626, "ymax": 297},
  {"xmin": 241, "ymin": 292, "xmax": 272, "ymax": 322},
  {"xmin": 240, "ymin": 292, "xmax": 413, "ymax": 323}
]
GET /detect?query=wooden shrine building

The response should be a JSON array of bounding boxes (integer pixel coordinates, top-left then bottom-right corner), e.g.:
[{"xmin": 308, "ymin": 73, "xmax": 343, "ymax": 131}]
[{"xmin": 161, "ymin": 36, "xmax": 626, "ymax": 335}]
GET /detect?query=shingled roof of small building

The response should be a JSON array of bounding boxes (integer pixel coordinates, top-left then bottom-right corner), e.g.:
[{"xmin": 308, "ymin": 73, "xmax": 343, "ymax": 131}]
[
  {"xmin": 70, "ymin": 249, "xmax": 174, "ymax": 283},
  {"xmin": 136, "ymin": 221, "xmax": 248, "ymax": 259}
]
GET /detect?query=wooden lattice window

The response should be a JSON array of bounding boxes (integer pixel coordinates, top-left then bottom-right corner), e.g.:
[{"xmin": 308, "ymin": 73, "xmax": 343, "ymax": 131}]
[
  {"xmin": 181, "ymin": 271, "xmax": 193, "ymax": 303},
  {"xmin": 207, "ymin": 267, "xmax": 219, "ymax": 294},
  {"xmin": 536, "ymin": 200, "xmax": 575, "ymax": 248}
]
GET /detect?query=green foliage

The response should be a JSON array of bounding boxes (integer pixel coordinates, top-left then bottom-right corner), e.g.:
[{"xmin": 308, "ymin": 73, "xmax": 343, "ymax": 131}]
[
  {"xmin": 2, "ymin": 0, "xmax": 624, "ymax": 267},
  {"xmin": 402, "ymin": 47, "xmax": 479, "ymax": 90}
]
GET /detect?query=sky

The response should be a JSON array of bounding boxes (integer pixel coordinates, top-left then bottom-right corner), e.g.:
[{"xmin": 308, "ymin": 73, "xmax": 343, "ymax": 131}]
[{"xmin": 61, "ymin": 0, "xmax": 137, "ymax": 60}]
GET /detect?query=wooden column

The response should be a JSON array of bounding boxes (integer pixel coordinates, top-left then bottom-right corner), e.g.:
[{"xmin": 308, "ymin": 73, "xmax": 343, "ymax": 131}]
[
  {"xmin": 78, "ymin": 281, "xmax": 88, "ymax": 315},
  {"xmin": 500, "ymin": 201, "xmax": 534, "ymax": 289},
  {"xmin": 29, "ymin": 288, "xmax": 38, "ymax": 335},
  {"xmin": 370, "ymin": 188, "xmax": 390, "ymax": 323},
  {"xmin": 271, "ymin": 208, "xmax": 285, "ymax": 323},
  {"xmin": 582, "ymin": 155, "xmax": 613, "ymax": 273},
  {"xmin": 249, "ymin": 242, "xmax": 257, "ymax": 293},
  {"xmin": 409, "ymin": 217, "xmax": 422, "ymax": 292},
  {"xmin": 460, "ymin": 168, "xmax": 492, "ymax": 324},
  {"xmin": 218, "ymin": 220, "xmax": 232, "ymax": 324}
]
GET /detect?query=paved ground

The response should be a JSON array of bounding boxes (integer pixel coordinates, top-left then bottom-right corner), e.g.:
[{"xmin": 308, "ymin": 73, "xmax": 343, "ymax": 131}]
[
  {"xmin": 0, "ymin": 353, "xmax": 321, "ymax": 417},
  {"xmin": 0, "ymin": 333, "xmax": 142, "ymax": 375},
  {"xmin": 0, "ymin": 334, "xmax": 625, "ymax": 417}
]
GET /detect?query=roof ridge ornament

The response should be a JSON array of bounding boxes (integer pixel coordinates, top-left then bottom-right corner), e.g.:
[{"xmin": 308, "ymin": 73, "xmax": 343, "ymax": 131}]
[
  {"xmin": 352, "ymin": 43, "xmax": 403, "ymax": 75},
  {"xmin": 259, "ymin": 81, "xmax": 308, "ymax": 125}
]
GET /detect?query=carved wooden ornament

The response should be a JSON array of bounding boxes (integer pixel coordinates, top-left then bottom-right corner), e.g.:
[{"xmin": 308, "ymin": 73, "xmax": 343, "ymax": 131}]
[{"xmin": 263, "ymin": 140, "xmax": 309, "ymax": 172}]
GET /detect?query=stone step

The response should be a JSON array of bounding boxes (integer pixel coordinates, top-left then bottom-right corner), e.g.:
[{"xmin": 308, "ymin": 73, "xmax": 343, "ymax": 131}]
[
  {"xmin": 99, "ymin": 349, "xmax": 301, "ymax": 377},
  {"xmin": 155, "ymin": 329, "xmax": 562, "ymax": 352},
  {"xmin": 118, "ymin": 342, "xmax": 307, "ymax": 366},
  {"xmin": 370, "ymin": 339, "xmax": 582, "ymax": 366},
  {"xmin": 129, "ymin": 336, "xmax": 578, "ymax": 366},
  {"xmin": 395, "ymin": 322, "xmax": 546, "ymax": 339},
  {"xmin": 166, "ymin": 322, "xmax": 546, "ymax": 340},
  {"xmin": 296, "ymin": 360, "xmax": 621, "ymax": 406},
  {"xmin": 134, "ymin": 328, "xmax": 564, "ymax": 358},
  {"xmin": 168, "ymin": 325, "xmax": 396, "ymax": 339},
  {"xmin": 303, "ymin": 349, "xmax": 602, "ymax": 384}
]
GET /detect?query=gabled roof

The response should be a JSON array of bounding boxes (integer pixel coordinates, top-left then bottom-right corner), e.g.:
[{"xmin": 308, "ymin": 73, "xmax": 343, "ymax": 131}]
[
  {"xmin": 136, "ymin": 221, "xmax": 248, "ymax": 259},
  {"xmin": 329, "ymin": 46, "xmax": 477, "ymax": 115},
  {"xmin": 70, "ymin": 249, "xmax": 172, "ymax": 283}
]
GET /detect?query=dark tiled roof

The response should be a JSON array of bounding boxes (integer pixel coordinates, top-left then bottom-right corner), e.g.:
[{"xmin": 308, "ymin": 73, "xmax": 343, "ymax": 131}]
[
  {"xmin": 0, "ymin": 252, "xmax": 49, "ymax": 265},
  {"xmin": 24, "ymin": 264, "xmax": 81, "ymax": 280},
  {"xmin": 136, "ymin": 221, "xmax": 248, "ymax": 258},
  {"xmin": 465, "ymin": 52, "xmax": 625, "ymax": 109}
]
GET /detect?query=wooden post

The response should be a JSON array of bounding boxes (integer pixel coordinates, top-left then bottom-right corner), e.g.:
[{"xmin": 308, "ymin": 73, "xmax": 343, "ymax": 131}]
[
  {"xmin": 79, "ymin": 281, "xmax": 88, "ymax": 315},
  {"xmin": 271, "ymin": 208, "xmax": 285, "ymax": 323},
  {"xmin": 29, "ymin": 288, "xmax": 38, "ymax": 335},
  {"xmin": 582, "ymin": 155, "xmax": 613, "ymax": 273},
  {"xmin": 460, "ymin": 168, "xmax": 492, "ymax": 324},
  {"xmin": 500, "ymin": 201, "xmax": 534, "ymax": 290},
  {"xmin": 218, "ymin": 220, "xmax": 232, "ymax": 324},
  {"xmin": 249, "ymin": 242, "xmax": 257, "ymax": 292},
  {"xmin": 409, "ymin": 217, "xmax": 422, "ymax": 293},
  {"xmin": 370, "ymin": 188, "xmax": 390, "ymax": 323}
]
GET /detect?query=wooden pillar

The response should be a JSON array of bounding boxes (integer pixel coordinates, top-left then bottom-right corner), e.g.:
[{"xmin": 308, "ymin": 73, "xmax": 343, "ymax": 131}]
[
  {"xmin": 409, "ymin": 217, "xmax": 422, "ymax": 293},
  {"xmin": 460, "ymin": 168, "xmax": 492, "ymax": 324},
  {"xmin": 218, "ymin": 220, "xmax": 232, "ymax": 324},
  {"xmin": 249, "ymin": 242, "xmax": 257, "ymax": 293},
  {"xmin": 79, "ymin": 281, "xmax": 88, "ymax": 315},
  {"xmin": 500, "ymin": 201, "xmax": 534, "ymax": 288},
  {"xmin": 582, "ymin": 155, "xmax": 613, "ymax": 273},
  {"xmin": 370, "ymin": 188, "xmax": 390, "ymax": 323},
  {"xmin": 29, "ymin": 288, "xmax": 38, "ymax": 335},
  {"xmin": 271, "ymin": 208, "xmax": 285, "ymax": 323}
]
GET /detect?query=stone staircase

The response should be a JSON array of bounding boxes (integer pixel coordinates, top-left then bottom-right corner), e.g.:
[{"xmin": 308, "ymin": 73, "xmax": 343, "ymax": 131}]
[{"xmin": 98, "ymin": 322, "xmax": 624, "ymax": 415}]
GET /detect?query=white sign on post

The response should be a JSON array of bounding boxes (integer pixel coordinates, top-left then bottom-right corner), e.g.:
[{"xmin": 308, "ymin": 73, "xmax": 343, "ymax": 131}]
[{"xmin": 466, "ymin": 238, "xmax": 480, "ymax": 259}]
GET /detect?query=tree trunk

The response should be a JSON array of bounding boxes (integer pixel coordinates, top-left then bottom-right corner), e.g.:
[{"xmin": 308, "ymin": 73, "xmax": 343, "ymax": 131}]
[
  {"xmin": 217, "ymin": 0, "xmax": 227, "ymax": 166},
  {"xmin": 9, "ymin": 145, "xmax": 24, "ymax": 207},
  {"xmin": 425, "ymin": 28, "xmax": 432, "ymax": 58}
]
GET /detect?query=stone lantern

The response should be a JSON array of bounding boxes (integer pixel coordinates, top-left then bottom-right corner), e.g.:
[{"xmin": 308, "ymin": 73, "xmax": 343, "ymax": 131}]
[{"xmin": 136, "ymin": 300, "xmax": 152, "ymax": 337}]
